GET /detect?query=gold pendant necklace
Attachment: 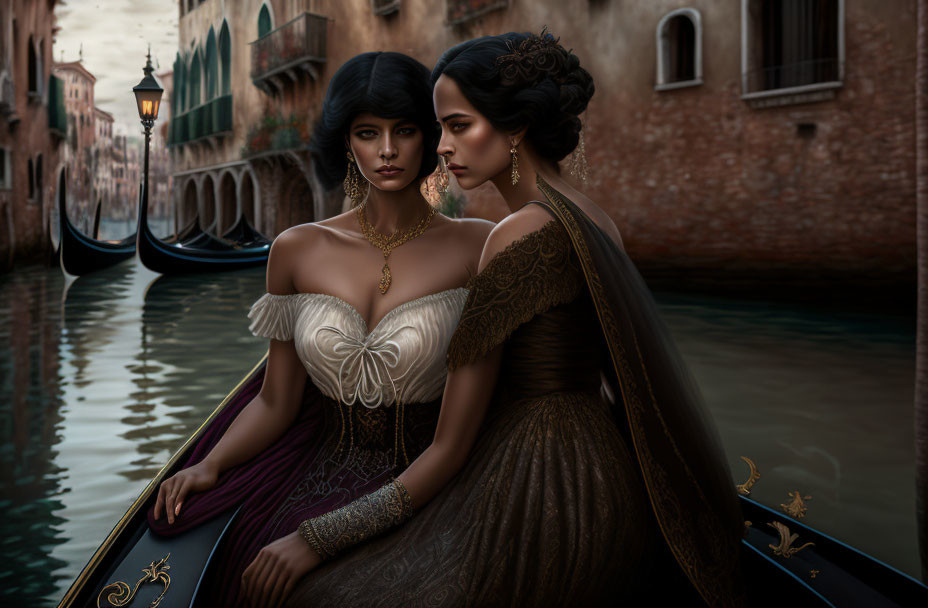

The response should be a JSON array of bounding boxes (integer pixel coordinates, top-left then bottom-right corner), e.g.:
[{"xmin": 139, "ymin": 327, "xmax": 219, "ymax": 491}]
[{"xmin": 357, "ymin": 201, "xmax": 436, "ymax": 294}]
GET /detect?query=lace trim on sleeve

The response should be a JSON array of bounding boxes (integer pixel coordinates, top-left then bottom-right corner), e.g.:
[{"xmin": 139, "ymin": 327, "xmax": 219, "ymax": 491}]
[
  {"xmin": 248, "ymin": 293, "xmax": 298, "ymax": 341},
  {"xmin": 446, "ymin": 220, "xmax": 583, "ymax": 371}
]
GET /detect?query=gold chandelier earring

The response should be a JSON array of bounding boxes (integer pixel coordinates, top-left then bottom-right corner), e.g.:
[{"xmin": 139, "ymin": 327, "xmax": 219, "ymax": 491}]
[
  {"xmin": 568, "ymin": 127, "xmax": 589, "ymax": 184},
  {"xmin": 344, "ymin": 150, "xmax": 369, "ymax": 206},
  {"xmin": 510, "ymin": 141, "xmax": 520, "ymax": 186},
  {"xmin": 437, "ymin": 155, "xmax": 451, "ymax": 197}
]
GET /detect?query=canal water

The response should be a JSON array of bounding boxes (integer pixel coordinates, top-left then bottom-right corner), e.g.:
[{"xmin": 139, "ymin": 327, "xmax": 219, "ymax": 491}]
[{"xmin": 0, "ymin": 219, "xmax": 919, "ymax": 605}]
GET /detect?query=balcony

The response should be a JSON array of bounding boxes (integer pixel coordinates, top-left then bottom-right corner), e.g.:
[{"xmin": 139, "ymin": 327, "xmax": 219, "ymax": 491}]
[
  {"xmin": 251, "ymin": 12, "xmax": 327, "ymax": 96},
  {"xmin": 169, "ymin": 94, "xmax": 233, "ymax": 147},
  {"xmin": 446, "ymin": 0, "xmax": 509, "ymax": 25},
  {"xmin": 47, "ymin": 74, "xmax": 67, "ymax": 139}
]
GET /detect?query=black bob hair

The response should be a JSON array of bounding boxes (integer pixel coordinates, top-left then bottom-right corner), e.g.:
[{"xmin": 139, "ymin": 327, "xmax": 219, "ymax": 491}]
[
  {"xmin": 310, "ymin": 52, "xmax": 440, "ymax": 191},
  {"xmin": 430, "ymin": 31, "xmax": 594, "ymax": 163}
]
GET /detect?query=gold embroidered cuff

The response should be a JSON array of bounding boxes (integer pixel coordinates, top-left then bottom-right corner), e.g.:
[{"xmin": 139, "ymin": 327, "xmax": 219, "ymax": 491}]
[{"xmin": 297, "ymin": 477, "xmax": 415, "ymax": 560}]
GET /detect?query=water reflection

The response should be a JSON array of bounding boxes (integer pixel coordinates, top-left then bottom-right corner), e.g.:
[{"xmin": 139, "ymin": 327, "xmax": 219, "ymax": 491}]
[
  {"xmin": 0, "ymin": 257, "xmax": 919, "ymax": 606},
  {"xmin": 656, "ymin": 290, "xmax": 917, "ymax": 575},
  {"xmin": 0, "ymin": 267, "xmax": 68, "ymax": 602}
]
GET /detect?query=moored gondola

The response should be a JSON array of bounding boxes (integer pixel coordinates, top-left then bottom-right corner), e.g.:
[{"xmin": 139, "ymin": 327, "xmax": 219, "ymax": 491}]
[
  {"xmin": 57, "ymin": 170, "xmax": 137, "ymax": 277},
  {"xmin": 136, "ymin": 183, "xmax": 270, "ymax": 274},
  {"xmin": 221, "ymin": 213, "xmax": 272, "ymax": 249},
  {"xmin": 56, "ymin": 351, "xmax": 928, "ymax": 607}
]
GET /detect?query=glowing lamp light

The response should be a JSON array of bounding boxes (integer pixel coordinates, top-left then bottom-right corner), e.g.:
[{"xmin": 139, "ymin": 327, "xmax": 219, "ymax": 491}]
[{"xmin": 133, "ymin": 50, "xmax": 163, "ymax": 121}]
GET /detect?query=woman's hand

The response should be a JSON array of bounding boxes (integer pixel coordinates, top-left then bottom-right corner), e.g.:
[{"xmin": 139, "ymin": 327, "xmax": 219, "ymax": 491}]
[
  {"xmin": 242, "ymin": 531, "xmax": 321, "ymax": 608},
  {"xmin": 152, "ymin": 460, "xmax": 219, "ymax": 524}
]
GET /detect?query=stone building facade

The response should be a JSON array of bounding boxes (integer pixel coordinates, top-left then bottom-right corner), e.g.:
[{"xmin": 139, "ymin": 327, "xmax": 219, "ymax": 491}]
[
  {"xmin": 92, "ymin": 105, "xmax": 114, "ymax": 223},
  {"xmin": 51, "ymin": 58, "xmax": 97, "ymax": 232},
  {"xmin": 168, "ymin": 0, "xmax": 915, "ymax": 285},
  {"xmin": 0, "ymin": 0, "xmax": 66, "ymax": 270},
  {"xmin": 111, "ymin": 131, "xmax": 140, "ymax": 221}
]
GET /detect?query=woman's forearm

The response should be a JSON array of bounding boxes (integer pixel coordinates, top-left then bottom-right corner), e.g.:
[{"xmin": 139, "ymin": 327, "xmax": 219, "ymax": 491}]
[
  {"xmin": 201, "ymin": 393, "xmax": 299, "ymax": 475},
  {"xmin": 398, "ymin": 345, "xmax": 503, "ymax": 507}
]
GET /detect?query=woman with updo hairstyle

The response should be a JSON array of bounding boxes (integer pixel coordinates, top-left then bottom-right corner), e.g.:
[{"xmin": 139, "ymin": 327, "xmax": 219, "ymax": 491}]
[
  {"xmin": 279, "ymin": 32, "xmax": 745, "ymax": 607},
  {"xmin": 148, "ymin": 51, "xmax": 494, "ymax": 607}
]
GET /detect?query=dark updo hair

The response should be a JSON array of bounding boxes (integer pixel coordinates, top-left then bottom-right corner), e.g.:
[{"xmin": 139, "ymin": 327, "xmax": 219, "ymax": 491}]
[
  {"xmin": 431, "ymin": 28, "xmax": 594, "ymax": 163},
  {"xmin": 311, "ymin": 52, "xmax": 439, "ymax": 191}
]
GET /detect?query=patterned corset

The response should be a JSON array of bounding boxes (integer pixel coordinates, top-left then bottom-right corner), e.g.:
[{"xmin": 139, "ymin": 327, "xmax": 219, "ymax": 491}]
[
  {"xmin": 247, "ymin": 288, "xmax": 469, "ymax": 408},
  {"xmin": 500, "ymin": 293, "xmax": 602, "ymax": 399}
]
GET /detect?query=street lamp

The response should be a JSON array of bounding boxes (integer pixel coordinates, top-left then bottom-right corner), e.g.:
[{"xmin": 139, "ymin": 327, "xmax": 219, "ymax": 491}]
[{"xmin": 133, "ymin": 46, "xmax": 163, "ymax": 226}]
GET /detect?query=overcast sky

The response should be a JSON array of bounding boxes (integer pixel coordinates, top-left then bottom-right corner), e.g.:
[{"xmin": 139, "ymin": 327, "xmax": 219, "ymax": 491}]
[{"xmin": 54, "ymin": 0, "xmax": 178, "ymax": 138}]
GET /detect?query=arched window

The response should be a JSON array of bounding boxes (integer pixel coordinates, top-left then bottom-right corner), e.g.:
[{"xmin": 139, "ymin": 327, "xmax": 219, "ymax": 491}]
[
  {"xmin": 219, "ymin": 20, "xmax": 231, "ymax": 95},
  {"xmin": 27, "ymin": 35, "xmax": 37, "ymax": 93},
  {"xmin": 205, "ymin": 27, "xmax": 218, "ymax": 100},
  {"xmin": 258, "ymin": 4, "xmax": 272, "ymax": 38},
  {"xmin": 27, "ymin": 158, "xmax": 34, "ymax": 200},
  {"xmin": 656, "ymin": 8, "xmax": 702, "ymax": 90},
  {"xmin": 173, "ymin": 53, "xmax": 182, "ymax": 114},
  {"xmin": 35, "ymin": 154, "xmax": 42, "ymax": 197},
  {"xmin": 189, "ymin": 47, "xmax": 202, "ymax": 108},
  {"xmin": 177, "ymin": 54, "xmax": 187, "ymax": 113}
]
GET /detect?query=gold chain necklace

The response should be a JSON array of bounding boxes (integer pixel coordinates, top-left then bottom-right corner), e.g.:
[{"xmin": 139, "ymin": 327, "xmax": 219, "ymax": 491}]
[{"xmin": 357, "ymin": 201, "xmax": 436, "ymax": 294}]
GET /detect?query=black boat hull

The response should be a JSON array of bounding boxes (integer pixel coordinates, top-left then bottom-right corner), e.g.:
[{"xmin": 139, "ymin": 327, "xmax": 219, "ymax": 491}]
[
  {"xmin": 57, "ymin": 170, "xmax": 136, "ymax": 276},
  {"xmin": 136, "ymin": 183, "xmax": 269, "ymax": 274}
]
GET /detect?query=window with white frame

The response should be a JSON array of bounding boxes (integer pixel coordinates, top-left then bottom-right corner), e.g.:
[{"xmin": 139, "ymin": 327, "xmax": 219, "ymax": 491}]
[
  {"xmin": 742, "ymin": 0, "xmax": 843, "ymax": 101},
  {"xmin": 656, "ymin": 8, "xmax": 703, "ymax": 91}
]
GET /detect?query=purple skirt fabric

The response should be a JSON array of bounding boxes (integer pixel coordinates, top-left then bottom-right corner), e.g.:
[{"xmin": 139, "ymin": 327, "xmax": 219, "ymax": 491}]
[{"xmin": 145, "ymin": 363, "xmax": 441, "ymax": 607}]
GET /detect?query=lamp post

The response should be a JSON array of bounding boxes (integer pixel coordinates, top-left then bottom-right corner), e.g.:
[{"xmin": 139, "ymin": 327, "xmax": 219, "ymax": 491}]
[{"xmin": 132, "ymin": 46, "xmax": 163, "ymax": 227}]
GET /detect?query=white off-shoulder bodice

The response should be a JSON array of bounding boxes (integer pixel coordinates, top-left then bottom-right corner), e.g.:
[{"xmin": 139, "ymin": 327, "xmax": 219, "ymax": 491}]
[{"xmin": 247, "ymin": 288, "xmax": 469, "ymax": 408}]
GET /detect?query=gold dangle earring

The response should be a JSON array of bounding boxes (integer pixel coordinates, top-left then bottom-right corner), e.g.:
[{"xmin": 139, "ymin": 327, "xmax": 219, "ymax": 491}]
[
  {"xmin": 510, "ymin": 141, "xmax": 520, "ymax": 186},
  {"xmin": 437, "ymin": 155, "xmax": 450, "ymax": 197},
  {"xmin": 568, "ymin": 126, "xmax": 589, "ymax": 184},
  {"xmin": 344, "ymin": 150, "xmax": 368, "ymax": 206}
]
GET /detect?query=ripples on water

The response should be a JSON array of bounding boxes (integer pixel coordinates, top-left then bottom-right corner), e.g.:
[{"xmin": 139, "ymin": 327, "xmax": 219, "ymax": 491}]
[{"xmin": 0, "ymin": 239, "xmax": 918, "ymax": 605}]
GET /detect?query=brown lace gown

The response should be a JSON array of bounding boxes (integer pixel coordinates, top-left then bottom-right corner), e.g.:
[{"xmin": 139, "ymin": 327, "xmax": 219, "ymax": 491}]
[{"xmin": 282, "ymin": 219, "xmax": 677, "ymax": 606}]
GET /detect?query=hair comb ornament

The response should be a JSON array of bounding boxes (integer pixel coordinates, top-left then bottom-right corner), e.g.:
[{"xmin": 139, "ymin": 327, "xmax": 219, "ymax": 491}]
[{"xmin": 495, "ymin": 25, "xmax": 573, "ymax": 86}]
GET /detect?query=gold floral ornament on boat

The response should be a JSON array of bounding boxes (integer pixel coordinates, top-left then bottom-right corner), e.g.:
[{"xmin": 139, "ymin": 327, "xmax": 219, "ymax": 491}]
[
  {"xmin": 767, "ymin": 522, "xmax": 815, "ymax": 558},
  {"xmin": 96, "ymin": 553, "xmax": 172, "ymax": 607},
  {"xmin": 735, "ymin": 456, "xmax": 761, "ymax": 496},
  {"xmin": 780, "ymin": 490, "xmax": 812, "ymax": 519}
]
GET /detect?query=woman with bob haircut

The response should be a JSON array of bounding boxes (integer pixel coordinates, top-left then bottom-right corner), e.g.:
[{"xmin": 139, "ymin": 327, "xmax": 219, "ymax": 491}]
[{"xmin": 146, "ymin": 51, "xmax": 493, "ymax": 607}]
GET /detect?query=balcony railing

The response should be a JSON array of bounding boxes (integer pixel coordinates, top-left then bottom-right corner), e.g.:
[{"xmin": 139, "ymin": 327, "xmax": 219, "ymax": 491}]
[
  {"xmin": 168, "ymin": 94, "xmax": 233, "ymax": 146},
  {"xmin": 446, "ymin": 0, "xmax": 509, "ymax": 25},
  {"xmin": 250, "ymin": 12, "xmax": 327, "ymax": 95}
]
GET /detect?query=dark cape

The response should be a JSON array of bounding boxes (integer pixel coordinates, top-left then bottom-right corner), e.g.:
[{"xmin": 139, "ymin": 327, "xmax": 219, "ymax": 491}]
[{"xmin": 533, "ymin": 174, "xmax": 745, "ymax": 606}]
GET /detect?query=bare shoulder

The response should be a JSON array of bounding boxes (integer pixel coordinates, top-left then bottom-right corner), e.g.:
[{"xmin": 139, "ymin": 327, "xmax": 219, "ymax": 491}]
[
  {"xmin": 265, "ymin": 223, "xmax": 331, "ymax": 293},
  {"xmin": 477, "ymin": 204, "xmax": 556, "ymax": 272}
]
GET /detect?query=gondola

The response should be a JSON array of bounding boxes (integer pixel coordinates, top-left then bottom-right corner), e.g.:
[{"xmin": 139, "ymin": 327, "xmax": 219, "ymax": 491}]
[
  {"xmin": 136, "ymin": 183, "xmax": 270, "ymax": 274},
  {"xmin": 57, "ymin": 170, "xmax": 137, "ymax": 276},
  {"xmin": 160, "ymin": 215, "xmax": 238, "ymax": 251},
  {"xmin": 221, "ymin": 213, "xmax": 272, "ymax": 249},
  {"xmin": 160, "ymin": 215, "xmax": 200, "ymax": 245},
  {"xmin": 57, "ymin": 350, "xmax": 928, "ymax": 608}
]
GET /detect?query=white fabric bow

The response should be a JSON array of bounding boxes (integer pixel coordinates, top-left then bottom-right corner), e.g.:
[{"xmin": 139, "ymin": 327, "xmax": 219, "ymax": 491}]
[{"xmin": 313, "ymin": 322, "xmax": 415, "ymax": 408}]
